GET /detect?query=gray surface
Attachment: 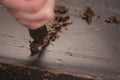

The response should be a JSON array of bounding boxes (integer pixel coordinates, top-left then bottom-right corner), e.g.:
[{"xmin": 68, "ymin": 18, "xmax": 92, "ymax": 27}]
[{"xmin": 0, "ymin": 0, "xmax": 120, "ymax": 80}]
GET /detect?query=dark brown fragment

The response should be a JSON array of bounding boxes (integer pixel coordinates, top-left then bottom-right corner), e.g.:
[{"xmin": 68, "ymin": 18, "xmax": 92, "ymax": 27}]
[
  {"xmin": 96, "ymin": 16, "xmax": 101, "ymax": 19},
  {"xmin": 105, "ymin": 16, "xmax": 120, "ymax": 24},
  {"xmin": 29, "ymin": 26, "xmax": 48, "ymax": 43},
  {"xmin": 65, "ymin": 28, "xmax": 68, "ymax": 30},
  {"xmin": 29, "ymin": 26, "xmax": 48, "ymax": 56},
  {"xmin": 81, "ymin": 6, "xmax": 95, "ymax": 24},
  {"xmin": 55, "ymin": 15, "xmax": 72, "ymax": 26},
  {"xmin": 47, "ymin": 15, "xmax": 72, "ymax": 40},
  {"xmin": 55, "ymin": 5, "xmax": 68, "ymax": 14},
  {"xmin": 30, "ymin": 41, "xmax": 41, "ymax": 56}
]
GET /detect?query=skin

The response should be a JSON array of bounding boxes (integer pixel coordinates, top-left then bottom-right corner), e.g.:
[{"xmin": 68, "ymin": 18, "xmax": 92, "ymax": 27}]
[{"xmin": 0, "ymin": 0, "xmax": 55, "ymax": 30}]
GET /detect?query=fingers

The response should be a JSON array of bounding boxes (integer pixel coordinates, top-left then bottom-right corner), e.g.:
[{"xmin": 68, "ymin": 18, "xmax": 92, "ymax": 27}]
[
  {"xmin": 3, "ymin": 0, "xmax": 55, "ymax": 29},
  {"xmin": 2, "ymin": 0, "xmax": 45, "ymax": 13},
  {"xmin": 9, "ymin": 0, "xmax": 55, "ymax": 21},
  {"xmin": 18, "ymin": 19, "xmax": 49, "ymax": 29},
  {"xmin": 9, "ymin": 8, "xmax": 54, "ymax": 21},
  {"xmin": 9, "ymin": 6, "xmax": 54, "ymax": 29},
  {"xmin": 44, "ymin": 0, "xmax": 55, "ymax": 11},
  {"xmin": 16, "ymin": 9, "xmax": 54, "ymax": 29}
]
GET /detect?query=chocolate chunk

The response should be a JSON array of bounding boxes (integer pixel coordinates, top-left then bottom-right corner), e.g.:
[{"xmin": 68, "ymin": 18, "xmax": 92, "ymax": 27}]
[
  {"xmin": 81, "ymin": 6, "xmax": 95, "ymax": 24},
  {"xmin": 30, "ymin": 41, "xmax": 42, "ymax": 56},
  {"xmin": 55, "ymin": 5, "xmax": 68, "ymax": 14},
  {"xmin": 105, "ymin": 16, "xmax": 120, "ymax": 24}
]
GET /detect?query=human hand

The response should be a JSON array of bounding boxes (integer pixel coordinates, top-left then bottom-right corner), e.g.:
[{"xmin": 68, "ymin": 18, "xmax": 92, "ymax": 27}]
[{"xmin": 1, "ymin": 0, "xmax": 55, "ymax": 30}]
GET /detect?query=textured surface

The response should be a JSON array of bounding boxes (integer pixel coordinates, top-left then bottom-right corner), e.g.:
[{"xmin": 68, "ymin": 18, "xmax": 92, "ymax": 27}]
[{"xmin": 0, "ymin": 0, "xmax": 120, "ymax": 80}]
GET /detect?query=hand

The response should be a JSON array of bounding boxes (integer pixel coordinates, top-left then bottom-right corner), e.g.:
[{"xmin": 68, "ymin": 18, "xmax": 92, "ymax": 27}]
[{"xmin": 1, "ymin": 0, "xmax": 55, "ymax": 30}]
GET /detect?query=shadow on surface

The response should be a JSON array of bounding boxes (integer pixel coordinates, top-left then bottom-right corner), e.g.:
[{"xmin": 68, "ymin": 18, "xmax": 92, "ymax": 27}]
[{"xmin": 27, "ymin": 26, "xmax": 48, "ymax": 66}]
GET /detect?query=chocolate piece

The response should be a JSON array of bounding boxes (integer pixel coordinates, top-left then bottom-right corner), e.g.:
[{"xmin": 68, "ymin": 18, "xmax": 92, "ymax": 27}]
[
  {"xmin": 30, "ymin": 41, "xmax": 41, "ymax": 56},
  {"xmin": 29, "ymin": 26, "xmax": 48, "ymax": 56},
  {"xmin": 55, "ymin": 5, "xmax": 68, "ymax": 14},
  {"xmin": 29, "ymin": 26, "xmax": 48, "ymax": 42},
  {"xmin": 105, "ymin": 16, "xmax": 120, "ymax": 24},
  {"xmin": 96, "ymin": 16, "xmax": 100, "ymax": 19},
  {"xmin": 81, "ymin": 6, "xmax": 95, "ymax": 24},
  {"xmin": 29, "ymin": 5, "xmax": 72, "ymax": 56}
]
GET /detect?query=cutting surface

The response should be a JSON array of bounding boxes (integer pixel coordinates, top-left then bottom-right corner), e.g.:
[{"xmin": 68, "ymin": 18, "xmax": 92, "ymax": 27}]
[{"xmin": 0, "ymin": 0, "xmax": 120, "ymax": 80}]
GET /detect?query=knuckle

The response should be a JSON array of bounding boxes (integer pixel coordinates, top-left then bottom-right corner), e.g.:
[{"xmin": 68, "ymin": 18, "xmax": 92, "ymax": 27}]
[
  {"xmin": 28, "ymin": 22, "xmax": 43, "ymax": 30},
  {"xmin": 44, "ymin": 9, "xmax": 55, "ymax": 21}
]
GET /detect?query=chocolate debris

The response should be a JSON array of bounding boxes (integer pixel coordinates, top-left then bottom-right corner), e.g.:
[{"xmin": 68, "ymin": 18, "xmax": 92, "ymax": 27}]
[
  {"xmin": 105, "ymin": 16, "xmax": 120, "ymax": 24},
  {"xmin": 55, "ymin": 5, "xmax": 68, "ymax": 14},
  {"xmin": 30, "ymin": 5, "xmax": 72, "ymax": 56},
  {"xmin": 80, "ymin": 6, "xmax": 95, "ymax": 24}
]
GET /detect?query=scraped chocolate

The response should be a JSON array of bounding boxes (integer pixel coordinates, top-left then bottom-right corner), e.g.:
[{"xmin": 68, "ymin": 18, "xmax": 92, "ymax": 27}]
[
  {"xmin": 29, "ymin": 26, "xmax": 48, "ymax": 56},
  {"xmin": 30, "ymin": 41, "xmax": 41, "ymax": 55},
  {"xmin": 30, "ymin": 5, "xmax": 72, "ymax": 56}
]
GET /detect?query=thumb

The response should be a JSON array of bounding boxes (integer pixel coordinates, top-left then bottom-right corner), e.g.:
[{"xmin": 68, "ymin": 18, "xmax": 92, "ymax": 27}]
[{"xmin": 2, "ymin": 0, "xmax": 45, "ymax": 13}]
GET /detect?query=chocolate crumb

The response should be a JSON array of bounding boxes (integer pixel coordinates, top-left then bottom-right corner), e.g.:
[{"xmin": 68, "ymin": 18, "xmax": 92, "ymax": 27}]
[
  {"xmin": 96, "ymin": 16, "xmax": 100, "ymax": 19},
  {"xmin": 55, "ymin": 5, "xmax": 68, "ymax": 14},
  {"xmin": 30, "ymin": 41, "xmax": 42, "ymax": 56},
  {"xmin": 80, "ymin": 6, "xmax": 95, "ymax": 24},
  {"xmin": 105, "ymin": 16, "xmax": 120, "ymax": 24},
  {"xmin": 65, "ymin": 28, "xmax": 68, "ymax": 30}
]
